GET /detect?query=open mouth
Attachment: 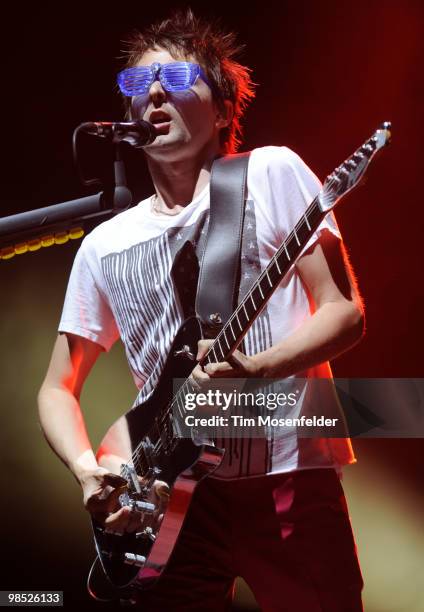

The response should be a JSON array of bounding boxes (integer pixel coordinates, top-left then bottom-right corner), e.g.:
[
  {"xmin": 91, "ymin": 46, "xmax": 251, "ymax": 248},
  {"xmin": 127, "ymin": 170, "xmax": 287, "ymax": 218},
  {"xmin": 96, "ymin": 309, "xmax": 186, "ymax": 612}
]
[{"xmin": 149, "ymin": 111, "xmax": 172, "ymax": 125}]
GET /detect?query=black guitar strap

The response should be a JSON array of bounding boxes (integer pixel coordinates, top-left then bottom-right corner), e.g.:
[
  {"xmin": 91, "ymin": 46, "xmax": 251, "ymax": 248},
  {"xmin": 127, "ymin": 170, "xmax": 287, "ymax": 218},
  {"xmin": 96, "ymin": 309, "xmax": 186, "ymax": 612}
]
[{"xmin": 196, "ymin": 151, "xmax": 251, "ymax": 334}]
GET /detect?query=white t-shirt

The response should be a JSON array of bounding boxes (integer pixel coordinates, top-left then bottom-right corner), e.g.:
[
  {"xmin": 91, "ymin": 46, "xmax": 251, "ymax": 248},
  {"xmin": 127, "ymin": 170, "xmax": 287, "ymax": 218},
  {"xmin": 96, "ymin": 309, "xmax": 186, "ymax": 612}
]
[{"xmin": 59, "ymin": 145, "xmax": 355, "ymax": 478}]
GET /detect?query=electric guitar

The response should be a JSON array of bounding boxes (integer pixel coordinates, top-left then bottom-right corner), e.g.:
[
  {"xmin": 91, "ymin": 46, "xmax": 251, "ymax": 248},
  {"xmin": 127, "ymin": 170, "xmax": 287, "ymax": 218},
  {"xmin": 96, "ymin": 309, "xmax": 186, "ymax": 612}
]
[{"xmin": 87, "ymin": 122, "xmax": 391, "ymax": 602}]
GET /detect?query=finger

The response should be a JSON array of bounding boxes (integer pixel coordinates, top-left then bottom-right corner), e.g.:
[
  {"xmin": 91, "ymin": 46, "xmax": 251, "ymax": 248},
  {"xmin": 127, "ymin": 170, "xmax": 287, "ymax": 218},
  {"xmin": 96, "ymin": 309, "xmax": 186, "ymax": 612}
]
[
  {"xmin": 196, "ymin": 339, "xmax": 213, "ymax": 360},
  {"xmin": 104, "ymin": 485, "xmax": 128, "ymax": 514},
  {"xmin": 204, "ymin": 361, "xmax": 234, "ymax": 377},
  {"xmin": 153, "ymin": 480, "xmax": 170, "ymax": 501},
  {"xmin": 125, "ymin": 508, "xmax": 144, "ymax": 533},
  {"xmin": 102, "ymin": 473, "xmax": 128, "ymax": 488},
  {"xmin": 87, "ymin": 489, "xmax": 127, "ymax": 523},
  {"xmin": 190, "ymin": 367, "xmax": 210, "ymax": 384},
  {"xmin": 85, "ymin": 474, "xmax": 127, "ymax": 510},
  {"xmin": 104, "ymin": 506, "xmax": 132, "ymax": 535},
  {"xmin": 87, "ymin": 484, "xmax": 128, "ymax": 516}
]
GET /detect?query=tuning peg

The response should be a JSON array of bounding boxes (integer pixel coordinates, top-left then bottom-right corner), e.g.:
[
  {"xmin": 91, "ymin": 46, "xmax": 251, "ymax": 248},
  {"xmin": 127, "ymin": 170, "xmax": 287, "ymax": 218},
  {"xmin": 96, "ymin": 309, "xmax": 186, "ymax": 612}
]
[
  {"xmin": 328, "ymin": 172, "xmax": 341, "ymax": 183},
  {"xmin": 344, "ymin": 160, "xmax": 357, "ymax": 170}
]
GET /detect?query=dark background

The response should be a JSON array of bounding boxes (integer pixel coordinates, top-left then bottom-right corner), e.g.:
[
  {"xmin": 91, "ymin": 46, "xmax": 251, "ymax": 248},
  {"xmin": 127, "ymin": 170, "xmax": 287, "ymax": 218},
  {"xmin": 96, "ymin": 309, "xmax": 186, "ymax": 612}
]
[{"xmin": 0, "ymin": 1, "xmax": 423, "ymax": 610}]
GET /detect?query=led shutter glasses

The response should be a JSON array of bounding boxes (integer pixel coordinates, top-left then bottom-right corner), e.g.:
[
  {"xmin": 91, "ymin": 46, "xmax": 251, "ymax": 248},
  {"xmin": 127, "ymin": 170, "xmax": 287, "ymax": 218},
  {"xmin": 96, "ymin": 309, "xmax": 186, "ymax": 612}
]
[{"xmin": 117, "ymin": 61, "xmax": 213, "ymax": 96}]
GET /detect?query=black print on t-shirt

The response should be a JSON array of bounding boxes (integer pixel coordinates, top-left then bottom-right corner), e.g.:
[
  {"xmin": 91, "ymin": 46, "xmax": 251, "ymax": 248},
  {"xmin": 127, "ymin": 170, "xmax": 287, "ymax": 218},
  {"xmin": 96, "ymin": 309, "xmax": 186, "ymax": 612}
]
[{"xmin": 101, "ymin": 211, "xmax": 209, "ymax": 404}]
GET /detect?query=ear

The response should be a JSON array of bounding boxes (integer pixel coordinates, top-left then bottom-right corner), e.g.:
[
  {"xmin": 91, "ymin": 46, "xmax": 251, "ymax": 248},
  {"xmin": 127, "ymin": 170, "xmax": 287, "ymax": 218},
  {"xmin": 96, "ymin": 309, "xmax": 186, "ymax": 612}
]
[{"xmin": 215, "ymin": 100, "xmax": 234, "ymax": 129}]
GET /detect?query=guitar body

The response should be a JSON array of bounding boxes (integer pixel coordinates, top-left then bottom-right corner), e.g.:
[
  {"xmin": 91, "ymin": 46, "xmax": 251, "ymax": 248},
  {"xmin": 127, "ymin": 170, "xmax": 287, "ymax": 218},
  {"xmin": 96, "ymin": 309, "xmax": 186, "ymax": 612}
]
[{"xmin": 89, "ymin": 315, "xmax": 224, "ymax": 600}]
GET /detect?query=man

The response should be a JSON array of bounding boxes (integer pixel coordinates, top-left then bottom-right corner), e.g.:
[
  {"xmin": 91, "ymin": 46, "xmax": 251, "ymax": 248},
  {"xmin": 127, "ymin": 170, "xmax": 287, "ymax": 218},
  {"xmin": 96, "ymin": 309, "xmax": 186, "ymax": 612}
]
[{"xmin": 38, "ymin": 8, "xmax": 365, "ymax": 611}]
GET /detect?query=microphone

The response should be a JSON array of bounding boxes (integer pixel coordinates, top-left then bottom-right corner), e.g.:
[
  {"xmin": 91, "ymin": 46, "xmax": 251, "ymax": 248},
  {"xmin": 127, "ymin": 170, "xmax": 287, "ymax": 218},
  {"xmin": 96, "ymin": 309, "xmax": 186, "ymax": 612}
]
[{"xmin": 80, "ymin": 120, "xmax": 157, "ymax": 147}]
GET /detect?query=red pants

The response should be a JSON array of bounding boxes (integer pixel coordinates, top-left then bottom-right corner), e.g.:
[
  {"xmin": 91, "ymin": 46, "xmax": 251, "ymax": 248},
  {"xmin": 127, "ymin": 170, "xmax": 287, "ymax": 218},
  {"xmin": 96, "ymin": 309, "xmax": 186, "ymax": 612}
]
[{"xmin": 137, "ymin": 468, "xmax": 363, "ymax": 611}]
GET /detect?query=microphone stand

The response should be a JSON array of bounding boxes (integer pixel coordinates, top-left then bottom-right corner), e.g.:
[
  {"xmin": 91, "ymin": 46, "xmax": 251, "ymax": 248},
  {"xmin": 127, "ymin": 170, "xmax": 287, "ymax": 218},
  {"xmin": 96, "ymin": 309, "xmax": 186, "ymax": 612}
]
[{"xmin": 0, "ymin": 134, "xmax": 134, "ymax": 258}]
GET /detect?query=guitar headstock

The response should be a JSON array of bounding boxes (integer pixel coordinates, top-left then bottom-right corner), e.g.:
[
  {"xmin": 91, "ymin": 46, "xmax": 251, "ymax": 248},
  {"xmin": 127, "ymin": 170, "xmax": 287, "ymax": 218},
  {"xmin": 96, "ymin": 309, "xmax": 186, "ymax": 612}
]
[{"xmin": 318, "ymin": 121, "xmax": 392, "ymax": 211}]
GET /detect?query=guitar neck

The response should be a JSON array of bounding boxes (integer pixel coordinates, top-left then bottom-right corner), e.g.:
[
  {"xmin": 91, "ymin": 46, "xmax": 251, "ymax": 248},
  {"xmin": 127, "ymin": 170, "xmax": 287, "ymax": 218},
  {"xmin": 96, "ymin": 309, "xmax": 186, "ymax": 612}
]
[{"xmin": 201, "ymin": 196, "xmax": 326, "ymax": 367}]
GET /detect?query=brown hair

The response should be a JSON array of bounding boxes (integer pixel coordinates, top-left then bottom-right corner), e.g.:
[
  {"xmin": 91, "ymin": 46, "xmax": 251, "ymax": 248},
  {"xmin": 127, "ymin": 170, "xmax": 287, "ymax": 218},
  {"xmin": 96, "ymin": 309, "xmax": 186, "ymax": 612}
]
[{"xmin": 119, "ymin": 8, "xmax": 257, "ymax": 154}]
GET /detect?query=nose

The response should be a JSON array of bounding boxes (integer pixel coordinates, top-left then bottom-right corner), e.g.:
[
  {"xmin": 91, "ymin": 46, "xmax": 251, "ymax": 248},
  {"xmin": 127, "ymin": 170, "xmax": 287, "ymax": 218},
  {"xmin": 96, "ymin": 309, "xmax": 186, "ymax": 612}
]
[
  {"xmin": 130, "ymin": 78, "xmax": 167, "ymax": 120},
  {"xmin": 148, "ymin": 79, "xmax": 167, "ymax": 107}
]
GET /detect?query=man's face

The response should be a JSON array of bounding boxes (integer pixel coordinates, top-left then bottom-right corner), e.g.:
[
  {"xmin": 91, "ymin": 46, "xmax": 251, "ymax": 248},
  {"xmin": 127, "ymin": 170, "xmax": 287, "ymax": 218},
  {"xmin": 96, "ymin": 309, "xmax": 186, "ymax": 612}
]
[{"xmin": 129, "ymin": 47, "xmax": 224, "ymax": 162}]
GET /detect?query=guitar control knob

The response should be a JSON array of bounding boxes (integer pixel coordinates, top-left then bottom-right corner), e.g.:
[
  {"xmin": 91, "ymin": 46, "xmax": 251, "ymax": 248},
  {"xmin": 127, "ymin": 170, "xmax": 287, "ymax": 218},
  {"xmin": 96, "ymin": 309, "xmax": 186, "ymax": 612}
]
[
  {"xmin": 136, "ymin": 526, "xmax": 157, "ymax": 542},
  {"xmin": 145, "ymin": 527, "xmax": 156, "ymax": 542},
  {"xmin": 209, "ymin": 313, "xmax": 222, "ymax": 325},
  {"xmin": 124, "ymin": 553, "xmax": 146, "ymax": 567}
]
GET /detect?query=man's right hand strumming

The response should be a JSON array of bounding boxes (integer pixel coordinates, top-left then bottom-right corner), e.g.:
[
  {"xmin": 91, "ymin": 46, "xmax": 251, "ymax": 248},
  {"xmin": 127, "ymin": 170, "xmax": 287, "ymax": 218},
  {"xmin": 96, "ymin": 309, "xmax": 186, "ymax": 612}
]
[
  {"xmin": 81, "ymin": 467, "xmax": 171, "ymax": 536},
  {"xmin": 80, "ymin": 467, "xmax": 137, "ymax": 534}
]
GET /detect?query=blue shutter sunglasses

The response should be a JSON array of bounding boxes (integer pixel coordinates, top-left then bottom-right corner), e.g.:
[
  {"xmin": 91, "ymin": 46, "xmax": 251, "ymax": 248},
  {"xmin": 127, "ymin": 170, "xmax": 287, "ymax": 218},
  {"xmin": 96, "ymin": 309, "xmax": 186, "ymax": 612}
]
[{"xmin": 117, "ymin": 61, "xmax": 213, "ymax": 96}]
